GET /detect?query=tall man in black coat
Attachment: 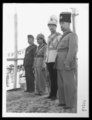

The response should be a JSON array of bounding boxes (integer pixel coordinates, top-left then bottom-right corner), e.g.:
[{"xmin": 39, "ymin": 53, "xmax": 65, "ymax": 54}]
[{"xmin": 23, "ymin": 35, "xmax": 37, "ymax": 93}]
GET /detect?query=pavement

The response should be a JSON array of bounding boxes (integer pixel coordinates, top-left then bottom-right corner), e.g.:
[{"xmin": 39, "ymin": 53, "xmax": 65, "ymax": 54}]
[{"xmin": 6, "ymin": 89, "xmax": 77, "ymax": 113}]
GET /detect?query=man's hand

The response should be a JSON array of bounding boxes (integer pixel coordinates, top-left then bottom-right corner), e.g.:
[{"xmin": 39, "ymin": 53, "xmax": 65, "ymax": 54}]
[
  {"xmin": 42, "ymin": 63, "xmax": 46, "ymax": 71},
  {"xmin": 65, "ymin": 65, "xmax": 71, "ymax": 70}
]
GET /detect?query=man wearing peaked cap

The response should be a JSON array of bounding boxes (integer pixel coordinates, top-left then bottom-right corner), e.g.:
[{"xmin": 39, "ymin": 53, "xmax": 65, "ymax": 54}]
[
  {"xmin": 45, "ymin": 15, "xmax": 62, "ymax": 100},
  {"xmin": 55, "ymin": 12, "xmax": 78, "ymax": 110},
  {"xmin": 23, "ymin": 35, "xmax": 37, "ymax": 93}
]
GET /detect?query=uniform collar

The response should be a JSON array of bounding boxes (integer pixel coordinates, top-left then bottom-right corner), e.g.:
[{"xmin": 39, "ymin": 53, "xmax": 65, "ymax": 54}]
[
  {"xmin": 49, "ymin": 32, "xmax": 57, "ymax": 39},
  {"xmin": 63, "ymin": 29, "xmax": 71, "ymax": 35},
  {"xmin": 29, "ymin": 43, "xmax": 34, "ymax": 47},
  {"xmin": 51, "ymin": 31, "xmax": 57, "ymax": 35},
  {"xmin": 39, "ymin": 43, "xmax": 45, "ymax": 48}
]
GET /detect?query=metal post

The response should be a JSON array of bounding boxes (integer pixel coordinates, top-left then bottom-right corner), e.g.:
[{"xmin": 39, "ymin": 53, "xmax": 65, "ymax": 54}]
[
  {"xmin": 71, "ymin": 8, "xmax": 76, "ymax": 33},
  {"xmin": 71, "ymin": 8, "xmax": 79, "ymax": 33},
  {"xmin": 71, "ymin": 8, "xmax": 79, "ymax": 108},
  {"xmin": 14, "ymin": 13, "xmax": 18, "ymax": 88},
  {"xmin": 71, "ymin": 8, "xmax": 79, "ymax": 81}
]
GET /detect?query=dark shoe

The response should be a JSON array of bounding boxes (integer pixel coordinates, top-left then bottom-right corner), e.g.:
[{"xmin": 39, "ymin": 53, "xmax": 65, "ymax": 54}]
[
  {"xmin": 51, "ymin": 96, "xmax": 57, "ymax": 100},
  {"xmin": 28, "ymin": 91, "xmax": 34, "ymax": 93},
  {"xmin": 45, "ymin": 95, "xmax": 52, "ymax": 99},
  {"xmin": 24, "ymin": 90, "xmax": 29, "ymax": 92},
  {"xmin": 35, "ymin": 93, "xmax": 39, "ymax": 95},
  {"xmin": 35, "ymin": 93, "xmax": 42, "ymax": 96},
  {"xmin": 63, "ymin": 106, "xmax": 72, "ymax": 109},
  {"xmin": 38, "ymin": 93, "xmax": 43, "ymax": 96},
  {"xmin": 58, "ymin": 104, "xmax": 66, "ymax": 107}
]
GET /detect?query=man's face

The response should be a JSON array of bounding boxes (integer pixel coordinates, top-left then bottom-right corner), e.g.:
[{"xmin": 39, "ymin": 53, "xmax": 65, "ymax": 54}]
[
  {"xmin": 60, "ymin": 22, "xmax": 69, "ymax": 32},
  {"xmin": 37, "ymin": 38, "xmax": 43, "ymax": 45},
  {"xmin": 28, "ymin": 37, "xmax": 34, "ymax": 45},
  {"xmin": 48, "ymin": 24, "xmax": 57, "ymax": 32}
]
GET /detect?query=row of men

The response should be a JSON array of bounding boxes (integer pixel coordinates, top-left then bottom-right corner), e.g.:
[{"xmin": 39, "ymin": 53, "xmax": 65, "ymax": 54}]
[{"xmin": 23, "ymin": 12, "xmax": 78, "ymax": 110}]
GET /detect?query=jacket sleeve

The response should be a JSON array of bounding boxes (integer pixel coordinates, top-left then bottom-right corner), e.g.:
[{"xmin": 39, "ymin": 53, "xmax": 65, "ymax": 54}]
[
  {"xmin": 45, "ymin": 40, "xmax": 49, "ymax": 62},
  {"xmin": 23, "ymin": 48, "xmax": 27, "ymax": 67},
  {"xmin": 42, "ymin": 45, "xmax": 47, "ymax": 67},
  {"xmin": 64, "ymin": 33, "xmax": 78, "ymax": 66},
  {"xmin": 31, "ymin": 45, "xmax": 37, "ymax": 67},
  {"xmin": 31, "ymin": 45, "xmax": 37, "ymax": 57}
]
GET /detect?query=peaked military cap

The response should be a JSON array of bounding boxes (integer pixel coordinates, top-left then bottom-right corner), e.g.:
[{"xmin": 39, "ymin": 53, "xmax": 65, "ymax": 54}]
[
  {"xmin": 27, "ymin": 34, "xmax": 34, "ymax": 39},
  {"xmin": 59, "ymin": 12, "xmax": 71, "ymax": 23}
]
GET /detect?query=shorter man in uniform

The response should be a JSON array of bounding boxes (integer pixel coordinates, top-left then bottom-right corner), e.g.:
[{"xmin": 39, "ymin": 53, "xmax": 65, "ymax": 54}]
[
  {"xmin": 34, "ymin": 33, "xmax": 47, "ymax": 95},
  {"xmin": 23, "ymin": 35, "xmax": 37, "ymax": 93},
  {"xmin": 56, "ymin": 12, "xmax": 78, "ymax": 109}
]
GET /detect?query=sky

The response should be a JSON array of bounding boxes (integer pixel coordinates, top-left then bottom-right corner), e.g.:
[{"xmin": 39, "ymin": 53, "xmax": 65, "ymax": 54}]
[
  {"xmin": 3, "ymin": 3, "xmax": 81, "ymax": 52},
  {"xmin": 3, "ymin": 3, "xmax": 88, "ymax": 67},
  {"xmin": 3, "ymin": 3, "xmax": 89, "ymax": 117}
]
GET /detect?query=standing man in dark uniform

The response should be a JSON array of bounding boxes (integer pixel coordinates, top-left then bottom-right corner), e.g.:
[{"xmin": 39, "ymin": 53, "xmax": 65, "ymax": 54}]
[
  {"xmin": 56, "ymin": 12, "xmax": 78, "ymax": 109},
  {"xmin": 23, "ymin": 35, "xmax": 37, "ymax": 93}
]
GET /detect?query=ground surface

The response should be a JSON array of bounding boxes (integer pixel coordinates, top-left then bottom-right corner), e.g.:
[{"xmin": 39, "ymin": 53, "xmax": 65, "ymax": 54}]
[{"xmin": 6, "ymin": 89, "xmax": 77, "ymax": 113}]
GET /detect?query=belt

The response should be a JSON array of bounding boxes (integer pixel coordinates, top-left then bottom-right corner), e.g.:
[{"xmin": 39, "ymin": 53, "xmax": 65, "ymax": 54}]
[
  {"xmin": 57, "ymin": 48, "xmax": 68, "ymax": 52},
  {"xmin": 48, "ymin": 48, "xmax": 56, "ymax": 50}
]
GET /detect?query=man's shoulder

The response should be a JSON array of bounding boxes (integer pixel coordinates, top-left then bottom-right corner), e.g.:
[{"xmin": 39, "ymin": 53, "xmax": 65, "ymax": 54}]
[
  {"xmin": 56, "ymin": 32, "xmax": 62, "ymax": 41},
  {"xmin": 68, "ymin": 32, "xmax": 78, "ymax": 41},
  {"xmin": 26, "ymin": 44, "xmax": 37, "ymax": 50},
  {"xmin": 26, "ymin": 46, "xmax": 30, "ymax": 50},
  {"xmin": 69, "ymin": 31, "xmax": 77, "ymax": 37}
]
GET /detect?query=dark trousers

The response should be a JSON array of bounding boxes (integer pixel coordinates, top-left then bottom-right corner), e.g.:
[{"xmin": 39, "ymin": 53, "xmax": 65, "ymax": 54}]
[
  {"xmin": 46, "ymin": 63, "xmax": 57, "ymax": 97},
  {"xmin": 25, "ymin": 66, "xmax": 35, "ymax": 92}
]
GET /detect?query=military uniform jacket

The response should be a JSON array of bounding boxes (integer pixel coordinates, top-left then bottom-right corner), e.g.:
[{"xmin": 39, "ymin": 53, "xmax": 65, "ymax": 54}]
[
  {"xmin": 34, "ymin": 43, "xmax": 47, "ymax": 68},
  {"xmin": 23, "ymin": 44, "xmax": 37, "ymax": 67},
  {"xmin": 45, "ymin": 32, "xmax": 61, "ymax": 63},
  {"xmin": 56, "ymin": 31, "xmax": 78, "ymax": 70}
]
